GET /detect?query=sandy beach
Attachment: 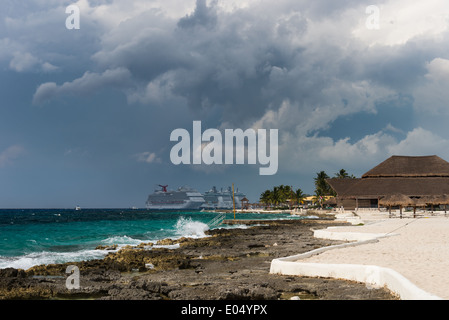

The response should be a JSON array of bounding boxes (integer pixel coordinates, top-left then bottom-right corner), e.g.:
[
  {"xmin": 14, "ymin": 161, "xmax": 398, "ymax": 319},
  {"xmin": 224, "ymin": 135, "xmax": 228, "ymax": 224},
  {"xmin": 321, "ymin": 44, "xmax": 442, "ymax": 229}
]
[{"xmin": 290, "ymin": 211, "xmax": 449, "ymax": 299}]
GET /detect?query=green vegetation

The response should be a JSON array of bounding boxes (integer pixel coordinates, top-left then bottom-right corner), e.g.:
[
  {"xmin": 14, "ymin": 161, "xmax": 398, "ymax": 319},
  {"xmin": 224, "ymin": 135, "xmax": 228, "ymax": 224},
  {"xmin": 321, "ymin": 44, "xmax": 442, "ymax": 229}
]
[
  {"xmin": 334, "ymin": 169, "xmax": 356, "ymax": 179},
  {"xmin": 314, "ymin": 169, "xmax": 356, "ymax": 197},
  {"xmin": 258, "ymin": 169, "xmax": 356, "ymax": 208},
  {"xmin": 259, "ymin": 185, "xmax": 305, "ymax": 208},
  {"xmin": 314, "ymin": 171, "xmax": 334, "ymax": 197}
]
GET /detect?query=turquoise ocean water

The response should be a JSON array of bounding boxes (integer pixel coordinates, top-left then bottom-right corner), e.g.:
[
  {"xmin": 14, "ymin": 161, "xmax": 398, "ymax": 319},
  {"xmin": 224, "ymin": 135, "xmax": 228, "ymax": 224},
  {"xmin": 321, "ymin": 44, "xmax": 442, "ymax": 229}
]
[{"xmin": 0, "ymin": 208, "xmax": 300, "ymax": 270}]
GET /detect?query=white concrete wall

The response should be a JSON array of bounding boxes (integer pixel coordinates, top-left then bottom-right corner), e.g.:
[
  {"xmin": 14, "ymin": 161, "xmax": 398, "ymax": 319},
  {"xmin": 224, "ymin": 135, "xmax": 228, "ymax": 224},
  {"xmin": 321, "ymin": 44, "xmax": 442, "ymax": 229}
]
[
  {"xmin": 269, "ymin": 234, "xmax": 442, "ymax": 300},
  {"xmin": 313, "ymin": 228, "xmax": 398, "ymax": 242}
]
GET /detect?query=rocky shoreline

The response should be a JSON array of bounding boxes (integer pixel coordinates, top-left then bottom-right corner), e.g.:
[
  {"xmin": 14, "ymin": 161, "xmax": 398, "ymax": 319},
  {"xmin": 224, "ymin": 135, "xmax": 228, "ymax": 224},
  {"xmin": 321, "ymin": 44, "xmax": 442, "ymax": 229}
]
[{"xmin": 0, "ymin": 218, "xmax": 398, "ymax": 300}]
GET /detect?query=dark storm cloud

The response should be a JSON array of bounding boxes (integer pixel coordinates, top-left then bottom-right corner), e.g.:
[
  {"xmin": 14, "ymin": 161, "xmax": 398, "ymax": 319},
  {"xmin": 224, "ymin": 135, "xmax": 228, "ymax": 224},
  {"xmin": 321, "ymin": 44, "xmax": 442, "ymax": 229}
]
[
  {"xmin": 14, "ymin": 1, "xmax": 449, "ymax": 126},
  {"xmin": 178, "ymin": 0, "xmax": 218, "ymax": 29},
  {"xmin": 20, "ymin": 0, "xmax": 449, "ymax": 183},
  {"xmin": 4, "ymin": 0, "xmax": 449, "ymax": 207},
  {"xmin": 33, "ymin": 68, "xmax": 132, "ymax": 104},
  {"xmin": 27, "ymin": 1, "xmax": 380, "ymax": 128}
]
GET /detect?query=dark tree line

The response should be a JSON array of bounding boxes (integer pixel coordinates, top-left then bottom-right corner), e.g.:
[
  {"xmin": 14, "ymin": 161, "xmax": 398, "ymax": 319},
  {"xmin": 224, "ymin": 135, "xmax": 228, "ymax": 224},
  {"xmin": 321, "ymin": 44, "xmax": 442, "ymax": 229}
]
[
  {"xmin": 259, "ymin": 169, "xmax": 355, "ymax": 207},
  {"xmin": 259, "ymin": 185, "xmax": 305, "ymax": 207}
]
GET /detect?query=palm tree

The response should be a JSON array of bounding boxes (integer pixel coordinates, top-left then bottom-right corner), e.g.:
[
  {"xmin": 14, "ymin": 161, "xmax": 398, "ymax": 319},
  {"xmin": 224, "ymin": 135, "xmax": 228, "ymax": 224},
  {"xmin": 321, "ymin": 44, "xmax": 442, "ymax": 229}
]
[
  {"xmin": 335, "ymin": 169, "xmax": 349, "ymax": 179},
  {"xmin": 314, "ymin": 171, "xmax": 332, "ymax": 197},
  {"xmin": 260, "ymin": 185, "xmax": 306, "ymax": 208},
  {"xmin": 260, "ymin": 190, "xmax": 272, "ymax": 207},
  {"xmin": 295, "ymin": 188, "xmax": 305, "ymax": 205},
  {"xmin": 335, "ymin": 169, "xmax": 356, "ymax": 179},
  {"xmin": 278, "ymin": 185, "xmax": 292, "ymax": 205},
  {"xmin": 272, "ymin": 186, "xmax": 280, "ymax": 206}
]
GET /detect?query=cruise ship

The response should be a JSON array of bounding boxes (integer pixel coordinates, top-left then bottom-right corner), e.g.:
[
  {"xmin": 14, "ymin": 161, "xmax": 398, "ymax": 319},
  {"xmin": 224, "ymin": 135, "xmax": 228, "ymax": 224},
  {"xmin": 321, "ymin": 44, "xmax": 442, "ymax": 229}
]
[
  {"xmin": 201, "ymin": 186, "xmax": 247, "ymax": 210},
  {"xmin": 146, "ymin": 185, "xmax": 205, "ymax": 210}
]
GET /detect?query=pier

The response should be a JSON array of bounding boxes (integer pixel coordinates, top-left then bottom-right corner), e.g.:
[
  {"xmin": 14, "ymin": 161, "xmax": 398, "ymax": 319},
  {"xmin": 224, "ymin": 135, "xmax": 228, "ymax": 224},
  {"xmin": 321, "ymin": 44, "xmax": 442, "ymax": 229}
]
[{"xmin": 221, "ymin": 218, "xmax": 336, "ymax": 226}]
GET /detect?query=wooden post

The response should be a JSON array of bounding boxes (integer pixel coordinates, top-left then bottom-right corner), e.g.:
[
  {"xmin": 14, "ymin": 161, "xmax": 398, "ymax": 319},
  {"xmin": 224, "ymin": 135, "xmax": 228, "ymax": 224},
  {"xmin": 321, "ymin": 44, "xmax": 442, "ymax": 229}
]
[{"xmin": 232, "ymin": 183, "xmax": 236, "ymax": 220}]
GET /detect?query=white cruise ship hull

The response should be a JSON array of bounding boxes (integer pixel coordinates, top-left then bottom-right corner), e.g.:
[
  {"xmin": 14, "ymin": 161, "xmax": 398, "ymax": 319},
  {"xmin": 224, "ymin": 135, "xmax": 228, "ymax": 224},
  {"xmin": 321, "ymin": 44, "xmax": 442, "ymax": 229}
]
[
  {"xmin": 146, "ymin": 186, "xmax": 205, "ymax": 210},
  {"xmin": 201, "ymin": 186, "xmax": 246, "ymax": 210},
  {"xmin": 146, "ymin": 199, "xmax": 205, "ymax": 210}
]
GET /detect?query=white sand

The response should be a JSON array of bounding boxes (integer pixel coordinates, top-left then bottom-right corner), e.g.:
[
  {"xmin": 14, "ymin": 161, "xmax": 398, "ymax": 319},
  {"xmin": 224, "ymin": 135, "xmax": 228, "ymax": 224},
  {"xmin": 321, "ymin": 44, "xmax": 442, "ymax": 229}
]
[{"xmin": 300, "ymin": 214, "xmax": 449, "ymax": 299}]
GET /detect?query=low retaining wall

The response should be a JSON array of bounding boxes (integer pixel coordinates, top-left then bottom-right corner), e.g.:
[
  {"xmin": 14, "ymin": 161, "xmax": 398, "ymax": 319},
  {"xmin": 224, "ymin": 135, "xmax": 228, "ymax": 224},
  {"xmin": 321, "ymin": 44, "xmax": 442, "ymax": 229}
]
[
  {"xmin": 313, "ymin": 228, "xmax": 398, "ymax": 242},
  {"xmin": 269, "ymin": 229, "xmax": 442, "ymax": 300}
]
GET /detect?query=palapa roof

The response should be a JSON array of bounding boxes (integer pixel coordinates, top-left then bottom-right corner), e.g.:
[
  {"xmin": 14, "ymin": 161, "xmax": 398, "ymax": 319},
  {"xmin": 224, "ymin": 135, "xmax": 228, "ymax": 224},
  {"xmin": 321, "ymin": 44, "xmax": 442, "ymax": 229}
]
[
  {"xmin": 435, "ymin": 194, "xmax": 449, "ymax": 204},
  {"xmin": 362, "ymin": 155, "xmax": 449, "ymax": 178},
  {"xmin": 327, "ymin": 155, "xmax": 449, "ymax": 199},
  {"xmin": 378, "ymin": 194, "xmax": 413, "ymax": 206},
  {"xmin": 327, "ymin": 177, "xmax": 449, "ymax": 198},
  {"xmin": 324, "ymin": 178, "xmax": 355, "ymax": 195}
]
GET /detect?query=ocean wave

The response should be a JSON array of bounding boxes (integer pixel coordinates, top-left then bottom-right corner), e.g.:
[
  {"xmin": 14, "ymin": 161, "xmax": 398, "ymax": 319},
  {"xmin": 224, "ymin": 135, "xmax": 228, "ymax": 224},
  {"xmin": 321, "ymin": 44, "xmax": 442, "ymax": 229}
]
[
  {"xmin": 0, "ymin": 234, "xmax": 184, "ymax": 270},
  {"xmin": 100, "ymin": 235, "xmax": 144, "ymax": 246},
  {"xmin": 0, "ymin": 215, "xmax": 274, "ymax": 270},
  {"xmin": 0, "ymin": 249, "xmax": 108, "ymax": 270},
  {"xmin": 174, "ymin": 217, "xmax": 209, "ymax": 238}
]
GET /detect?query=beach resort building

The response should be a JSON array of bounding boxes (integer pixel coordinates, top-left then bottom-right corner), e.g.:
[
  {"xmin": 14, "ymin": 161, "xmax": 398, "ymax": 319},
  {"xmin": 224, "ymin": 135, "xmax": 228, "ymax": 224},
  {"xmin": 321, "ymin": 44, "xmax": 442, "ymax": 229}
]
[{"xmin": 326, "ymin": 155, "xmax": 449, "ymax": 210}]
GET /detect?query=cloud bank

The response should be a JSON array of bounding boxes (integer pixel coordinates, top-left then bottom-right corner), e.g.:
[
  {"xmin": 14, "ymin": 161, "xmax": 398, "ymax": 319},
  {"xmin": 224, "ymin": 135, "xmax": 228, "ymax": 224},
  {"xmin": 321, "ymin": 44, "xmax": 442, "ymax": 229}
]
[{"xmin": 3, "ymin": 0, "xmax": 449, "ymax": 202}]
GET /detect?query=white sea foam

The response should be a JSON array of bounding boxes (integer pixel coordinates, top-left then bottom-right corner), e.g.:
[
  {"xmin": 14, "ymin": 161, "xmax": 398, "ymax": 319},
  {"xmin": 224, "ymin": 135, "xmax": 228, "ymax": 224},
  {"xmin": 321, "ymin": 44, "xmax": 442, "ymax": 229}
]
[
  {"xmin": 101, "ymin": 235, "xmax": 144, "ymax": 246},
  {"xmin": 175, "ymin": 217, "xmax": 209, "ymax": 238},
  {"xmin": 0, "ymin": 249, "xmax": 108, "ymax": 270}
]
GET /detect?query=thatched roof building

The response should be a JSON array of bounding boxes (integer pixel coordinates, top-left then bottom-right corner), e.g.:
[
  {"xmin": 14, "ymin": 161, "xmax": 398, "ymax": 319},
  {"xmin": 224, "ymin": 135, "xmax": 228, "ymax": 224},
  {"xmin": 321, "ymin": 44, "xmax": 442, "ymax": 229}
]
[
  {"xmin": 362, "ymin": 155, "xmax": 449, "ymax": 178},
  {"xmin": 327, "ymin": 155, "xmax": 449, "ymax": 210}
]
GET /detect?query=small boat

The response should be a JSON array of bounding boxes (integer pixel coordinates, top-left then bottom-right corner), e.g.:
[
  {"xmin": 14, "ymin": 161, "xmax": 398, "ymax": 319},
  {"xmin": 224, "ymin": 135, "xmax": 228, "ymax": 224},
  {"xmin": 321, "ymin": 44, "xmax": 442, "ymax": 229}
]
[{"xmin": 75, "ymin": 206, "xmax": 81, "ymax": 211}]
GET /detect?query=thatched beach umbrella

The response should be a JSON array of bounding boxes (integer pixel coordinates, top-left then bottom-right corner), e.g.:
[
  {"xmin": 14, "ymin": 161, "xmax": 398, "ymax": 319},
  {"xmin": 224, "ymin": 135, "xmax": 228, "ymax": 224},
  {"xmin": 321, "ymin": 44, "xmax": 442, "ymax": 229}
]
[
  {"xmin": 442, "ymin": 194, "xmax": 449, "ymax": 215},
  {"xmin": 379, "ymin": 194, "xmax": 413, "ymax": 219},
  {"xmin": 436, "ymin": 194, "xmax": 449, "ymax": 204},
  {"xmin": 240, "ymin": 197, "xmax": 249, "ymax": 211},
  {"xmin": 411, "ymin": 197, "xmax": 425, "ymax": 218},
  {"xmin": 412, "ymin": 195, "xmax": 448, "ymax": 214},
  {"xmin": 417, "ymin": 195, "xmax": 439, "ymax": 212},
  {"xmin": 412, "ymin": 197, "xmax": 428, "ymax": 207},
  {"xmin": 433, "ymin": 194, "xmax": 449, "ymax": 214},
  {"xmin": 410, "ymin": 196, "xmax": 434, "ymax": 218}
]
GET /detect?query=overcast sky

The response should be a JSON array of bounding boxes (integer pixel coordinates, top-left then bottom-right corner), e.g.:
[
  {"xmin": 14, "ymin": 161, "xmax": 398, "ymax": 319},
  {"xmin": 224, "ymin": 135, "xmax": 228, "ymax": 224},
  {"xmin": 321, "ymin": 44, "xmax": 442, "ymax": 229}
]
[{"xmin": 2, "ymin": 0, "xmax": 449, "ymax": 207}]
